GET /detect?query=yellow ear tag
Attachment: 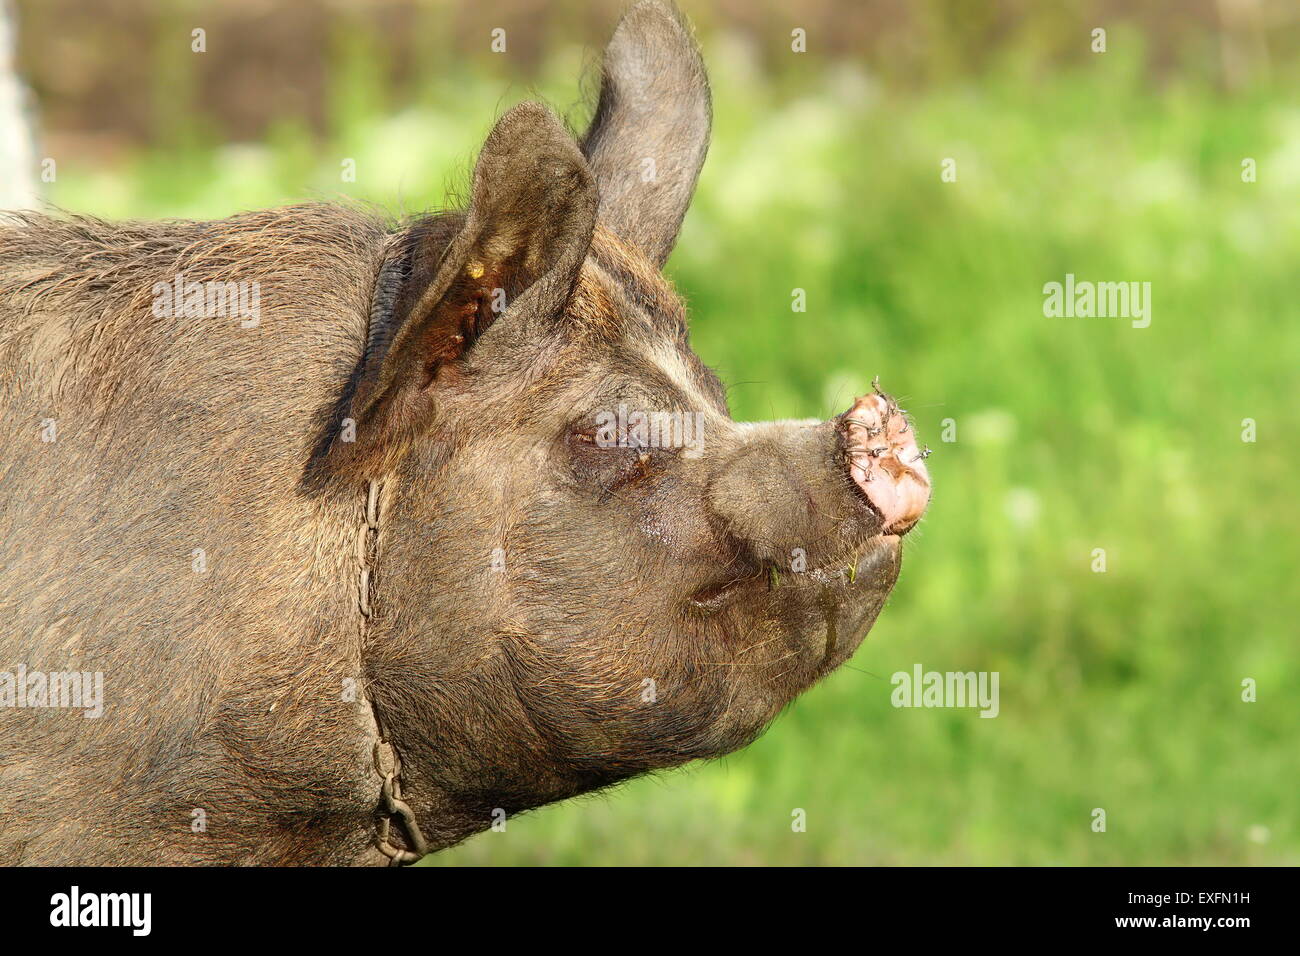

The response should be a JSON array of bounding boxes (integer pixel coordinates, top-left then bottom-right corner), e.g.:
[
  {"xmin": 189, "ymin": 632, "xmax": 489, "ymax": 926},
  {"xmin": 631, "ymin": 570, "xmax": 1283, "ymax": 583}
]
[{"xmin": 467, "ymin": 262, "xmax": 485, "ymax": 279}]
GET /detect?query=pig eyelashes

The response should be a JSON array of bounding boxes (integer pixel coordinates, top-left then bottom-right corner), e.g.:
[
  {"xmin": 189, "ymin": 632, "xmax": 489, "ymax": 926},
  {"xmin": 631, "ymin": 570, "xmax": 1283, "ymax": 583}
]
[{"xmin": 567, "ymin": 428, "xmax": 657, "ymax": 493}]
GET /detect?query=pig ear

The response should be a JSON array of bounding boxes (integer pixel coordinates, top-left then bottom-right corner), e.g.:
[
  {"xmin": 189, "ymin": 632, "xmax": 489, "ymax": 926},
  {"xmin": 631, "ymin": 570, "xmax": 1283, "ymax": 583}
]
[
  {"xmin": 580, "ymin": 0, "xmax": 711, "ymax": 267},
  {"xmin": 325, "ymin": 102, "xmax": 597, "ymax": 482}
]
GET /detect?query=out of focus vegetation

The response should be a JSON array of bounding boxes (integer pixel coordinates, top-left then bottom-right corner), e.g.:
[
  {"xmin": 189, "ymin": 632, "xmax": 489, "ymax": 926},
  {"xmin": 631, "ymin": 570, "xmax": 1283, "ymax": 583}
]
[{"xmin": 16, "ymin": 0, "xmax": 1298, "ymax": 864}]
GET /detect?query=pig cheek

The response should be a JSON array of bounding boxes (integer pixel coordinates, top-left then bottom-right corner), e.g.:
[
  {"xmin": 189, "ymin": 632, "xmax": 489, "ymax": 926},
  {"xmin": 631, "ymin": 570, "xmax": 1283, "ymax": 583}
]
[{"xmin": 632, "ymin": 478, "xmax": 722, "ymax": 566}]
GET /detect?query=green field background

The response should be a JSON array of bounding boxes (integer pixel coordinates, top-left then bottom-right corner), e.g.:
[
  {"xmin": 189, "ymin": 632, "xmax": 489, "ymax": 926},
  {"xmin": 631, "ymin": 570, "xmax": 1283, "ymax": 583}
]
[{"xmin": 33, "ymin": 1, "xmax": 1299, "ymax": 864}]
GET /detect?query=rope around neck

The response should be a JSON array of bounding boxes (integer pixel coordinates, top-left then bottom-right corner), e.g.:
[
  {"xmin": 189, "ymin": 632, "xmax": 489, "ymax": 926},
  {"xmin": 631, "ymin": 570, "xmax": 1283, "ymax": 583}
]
[{"xmin": 361, "ymin": 479, "xmax": 429, "ymax": 865}]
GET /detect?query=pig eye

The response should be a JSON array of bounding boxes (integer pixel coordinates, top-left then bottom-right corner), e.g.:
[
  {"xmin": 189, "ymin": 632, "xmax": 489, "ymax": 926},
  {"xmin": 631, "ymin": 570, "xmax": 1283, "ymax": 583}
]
[{"xmin": 566, "ymin": 427, "xmax": 656, "ymax": 492}]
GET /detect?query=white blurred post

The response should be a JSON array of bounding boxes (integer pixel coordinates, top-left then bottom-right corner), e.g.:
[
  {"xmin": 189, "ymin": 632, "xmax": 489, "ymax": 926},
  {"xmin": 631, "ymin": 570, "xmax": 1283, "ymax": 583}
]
[{"xmin": 0, "ymin": 0, "xmax": 38, "ymax": 210}]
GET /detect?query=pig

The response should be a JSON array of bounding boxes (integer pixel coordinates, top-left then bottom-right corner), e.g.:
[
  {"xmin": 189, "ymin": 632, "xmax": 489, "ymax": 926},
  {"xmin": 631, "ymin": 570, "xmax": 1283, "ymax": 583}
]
[{"xmin": 0, "ymin": 0, "xmax": 930, "ymax": 866}]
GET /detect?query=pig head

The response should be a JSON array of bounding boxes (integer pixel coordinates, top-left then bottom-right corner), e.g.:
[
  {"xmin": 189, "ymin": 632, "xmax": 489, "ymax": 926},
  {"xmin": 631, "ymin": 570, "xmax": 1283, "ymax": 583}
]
[{"xmin": 0, "ymin": 1, "xmax": 929, "ymax": 865}]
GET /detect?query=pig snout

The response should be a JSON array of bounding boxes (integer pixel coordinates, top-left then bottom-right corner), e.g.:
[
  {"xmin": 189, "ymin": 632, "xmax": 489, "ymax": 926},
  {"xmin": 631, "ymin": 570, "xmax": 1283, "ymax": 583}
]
[
  {"xmin": 706, "ymin": 385, "xmax": 931, "ymax": 571},
  {"xmin": 840, "ymin": 391, "xmax": 931, "ymax": 536}
]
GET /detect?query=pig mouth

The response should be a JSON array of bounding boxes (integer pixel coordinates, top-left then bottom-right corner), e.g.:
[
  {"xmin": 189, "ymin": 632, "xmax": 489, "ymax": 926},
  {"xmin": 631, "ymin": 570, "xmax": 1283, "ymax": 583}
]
[
  {"xmin": 685, "ymin": 533, "xmax": 901, "ymax": 616},
  {"xmin": 839, "ymin": 389, "xmax": 931, "ymax": 537},
  {"xmin": 685, "ymin": 536, "xmax": 901, "ymax": 680}
]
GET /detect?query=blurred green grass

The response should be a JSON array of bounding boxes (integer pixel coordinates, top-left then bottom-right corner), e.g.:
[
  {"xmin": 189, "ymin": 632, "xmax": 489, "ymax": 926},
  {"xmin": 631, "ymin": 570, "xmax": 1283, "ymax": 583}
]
[{"xmin": 51, "ymin": 32, "xmax": 1299, "ymax": 865}]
